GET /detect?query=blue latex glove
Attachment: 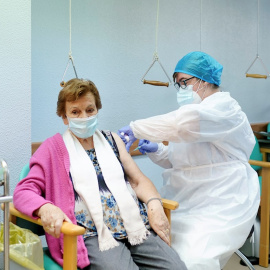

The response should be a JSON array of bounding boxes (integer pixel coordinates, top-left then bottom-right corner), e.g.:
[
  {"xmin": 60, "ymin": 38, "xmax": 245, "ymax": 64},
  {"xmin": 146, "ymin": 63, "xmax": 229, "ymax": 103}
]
[
  {"xmin": 117, "ymin": 125, "xmax": 137, "ymax": 152},
  {"xmin": 138, "ymin": 139, "xmax": 158, "ymax": 154}
]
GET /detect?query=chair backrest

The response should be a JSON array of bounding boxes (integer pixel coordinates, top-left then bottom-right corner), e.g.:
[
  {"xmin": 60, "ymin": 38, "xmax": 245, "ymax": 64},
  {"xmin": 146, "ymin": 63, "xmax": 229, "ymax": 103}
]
[
  {"xmin": 250, "ymin": 136, "xmax": 263, "ymax": 171},
  {"xmin": 19, "ymin": 164, "xmax": 30, "ymax": 180},
  {"xmin": 16, "ymin": 164, "xmax": 45, "ymax": 236}
]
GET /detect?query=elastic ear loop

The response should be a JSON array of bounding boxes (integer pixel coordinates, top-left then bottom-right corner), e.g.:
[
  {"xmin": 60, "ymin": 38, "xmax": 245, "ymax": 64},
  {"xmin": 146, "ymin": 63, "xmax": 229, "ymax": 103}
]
[{"xmin": 195, "ymin": 79, "xmax": 207, "ymax": 99}]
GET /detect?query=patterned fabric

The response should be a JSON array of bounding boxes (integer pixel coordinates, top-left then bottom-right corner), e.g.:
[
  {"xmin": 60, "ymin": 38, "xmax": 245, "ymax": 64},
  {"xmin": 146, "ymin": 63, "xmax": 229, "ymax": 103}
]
[{"xmin": 73, "ymin": 131, "xmax": 150, "ymax": 240}]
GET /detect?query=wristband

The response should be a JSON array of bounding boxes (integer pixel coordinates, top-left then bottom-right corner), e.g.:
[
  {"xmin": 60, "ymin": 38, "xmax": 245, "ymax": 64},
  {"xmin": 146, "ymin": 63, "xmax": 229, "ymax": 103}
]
[{"xmin": 146, "ymin": 197, "xmax": 163, "ymax": 207}]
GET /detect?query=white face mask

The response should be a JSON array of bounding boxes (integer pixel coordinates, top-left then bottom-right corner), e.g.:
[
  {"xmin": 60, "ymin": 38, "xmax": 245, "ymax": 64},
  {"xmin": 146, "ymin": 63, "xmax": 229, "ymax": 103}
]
[
  {"xmin": 67, "ymin": 114, "xmax": 98, "ymax": 138},
  {"xmin": 177, "ymin": 80, "xmax": 203, "ymax": 107}
]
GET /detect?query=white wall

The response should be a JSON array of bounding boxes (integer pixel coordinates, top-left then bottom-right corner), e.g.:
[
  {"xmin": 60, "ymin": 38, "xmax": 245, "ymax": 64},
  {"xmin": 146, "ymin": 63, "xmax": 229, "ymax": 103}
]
[
  {"xmin": 0, "ymin": 1, "xmax": 31, "ymax": 195},
  {"xmin": 31, "ymin": 0, "xmax": 270, "ymax": 191},
  {"xmin": 0, "ymin": 0, "xmax": 269, "ymax": 196},
  {"xmin": 30, "ymin": 0, "xmax": 270, "ymax": 191}
]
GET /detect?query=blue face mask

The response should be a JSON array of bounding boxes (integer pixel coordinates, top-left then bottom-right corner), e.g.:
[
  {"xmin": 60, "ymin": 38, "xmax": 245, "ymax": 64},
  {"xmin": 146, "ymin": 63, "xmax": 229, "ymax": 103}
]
[
  {"xmin": 67, "ymin": 114, "xmax": 98, "ymax": 138},
  {"xmin": 176, "ymin": 81, "xmax": 203, "ymax": 107}
]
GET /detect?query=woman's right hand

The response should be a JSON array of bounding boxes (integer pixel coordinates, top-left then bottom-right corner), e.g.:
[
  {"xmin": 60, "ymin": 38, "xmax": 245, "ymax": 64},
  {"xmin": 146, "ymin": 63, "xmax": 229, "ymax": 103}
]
[{"xmin": 35, "ymin": 203, "xmax": 72, "ymax": 238}]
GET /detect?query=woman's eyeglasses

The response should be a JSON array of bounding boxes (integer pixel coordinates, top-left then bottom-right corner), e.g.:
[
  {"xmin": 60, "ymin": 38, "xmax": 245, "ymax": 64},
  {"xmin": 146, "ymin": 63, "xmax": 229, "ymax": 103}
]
[{"xmin": 174, "ymin": 76, "xmax": 195, "ymax": 90}]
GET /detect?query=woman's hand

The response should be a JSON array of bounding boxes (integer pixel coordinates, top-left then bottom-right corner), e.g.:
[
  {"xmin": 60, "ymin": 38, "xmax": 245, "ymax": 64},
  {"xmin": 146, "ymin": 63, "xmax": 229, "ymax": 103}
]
[
  {"xmin": 35, "ymin": 203, "xmax": 72, "ymax": 238},
  {"xmin": 147, "ymin": 199, "xmax": 171, "ymax": 245}
]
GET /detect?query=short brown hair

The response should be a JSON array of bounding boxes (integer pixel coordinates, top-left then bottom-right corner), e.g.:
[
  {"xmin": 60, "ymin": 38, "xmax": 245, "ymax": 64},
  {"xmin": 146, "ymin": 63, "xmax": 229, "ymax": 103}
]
[{"xmin": 56, "ymin": 78, "xmax": 102, "ymax": 118}]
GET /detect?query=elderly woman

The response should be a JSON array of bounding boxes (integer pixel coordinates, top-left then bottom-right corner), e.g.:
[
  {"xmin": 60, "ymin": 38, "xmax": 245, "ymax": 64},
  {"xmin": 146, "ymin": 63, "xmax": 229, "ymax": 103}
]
[
  {"xmin": 13, "ymin": 78, "xmax": 186, "ymax": 270},
  {"xmin": 118, "ymin": 51, "xmax": 260, "ymax": 270}
]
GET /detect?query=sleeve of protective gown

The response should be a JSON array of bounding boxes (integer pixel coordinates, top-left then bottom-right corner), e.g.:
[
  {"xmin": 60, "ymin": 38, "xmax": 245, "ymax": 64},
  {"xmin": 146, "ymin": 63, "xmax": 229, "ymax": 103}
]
[
  {"xmin": 147, "ymin": 143, "xmax": 172, "ymax": 169},
  {"xmin": 130, "ymin": 93, "xmax": 248, "ymax": 144}
]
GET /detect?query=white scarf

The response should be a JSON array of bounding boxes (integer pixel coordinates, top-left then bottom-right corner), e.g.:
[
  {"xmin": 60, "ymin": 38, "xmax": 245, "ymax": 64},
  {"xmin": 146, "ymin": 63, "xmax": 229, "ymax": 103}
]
[{"xmin": 63, "ymin": 129, "xmax": 149, "ymax": 251}]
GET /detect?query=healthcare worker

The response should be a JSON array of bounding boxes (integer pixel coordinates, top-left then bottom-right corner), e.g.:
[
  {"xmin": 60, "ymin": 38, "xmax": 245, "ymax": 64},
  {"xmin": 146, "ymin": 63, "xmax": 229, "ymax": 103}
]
[{"xmin": 118, "ymin": 51, "xmax": 260, "ymax": 270}]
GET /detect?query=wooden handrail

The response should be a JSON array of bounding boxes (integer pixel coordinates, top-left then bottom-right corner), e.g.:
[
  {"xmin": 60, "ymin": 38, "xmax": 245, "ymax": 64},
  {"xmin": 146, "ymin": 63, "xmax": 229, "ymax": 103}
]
[{"xmin": 246, "ymin": 73, "xmax": 268, "ymax": 79}]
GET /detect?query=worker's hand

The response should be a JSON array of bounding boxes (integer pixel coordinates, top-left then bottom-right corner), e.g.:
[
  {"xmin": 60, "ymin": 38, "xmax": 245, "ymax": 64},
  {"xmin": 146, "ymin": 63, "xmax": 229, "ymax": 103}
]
[
  {"xmin": 138, "ymin": 140, "xmax": 158, "ymax": 154},
  {"xmin": 117, "ymin": 125, "xmax": 137, "ymax": 152},
  {"xmin": 35, "ymin": 203, "xmax": 72, "ymax": 238},
  {"xmin": 147, "ymin": 200, "xmax": 170, "ymax": 246}
]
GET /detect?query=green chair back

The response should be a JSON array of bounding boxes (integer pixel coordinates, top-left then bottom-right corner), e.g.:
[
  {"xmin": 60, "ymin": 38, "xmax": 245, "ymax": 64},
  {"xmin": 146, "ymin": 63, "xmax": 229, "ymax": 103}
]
[
  {"xmin": 19, "ymin": 164, "xmax": 30, "ymax": 181},
  {"xmin": 250, "ymin": 136, "xmax": 263, "ymax": 171},
  {"xmin": 17, "ymin": 164, "xmax": 45, "ymax": 236},
  {"xmin": 249, "ymin": 136, "xmax": 263, "ymax": 195}
]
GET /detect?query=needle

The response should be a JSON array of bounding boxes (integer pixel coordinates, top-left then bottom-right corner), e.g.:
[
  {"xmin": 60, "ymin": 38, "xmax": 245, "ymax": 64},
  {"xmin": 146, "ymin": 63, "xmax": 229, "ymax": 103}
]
[{"xmin": 133, "ymin": 146, "xmax": 142, "ymax": 152}]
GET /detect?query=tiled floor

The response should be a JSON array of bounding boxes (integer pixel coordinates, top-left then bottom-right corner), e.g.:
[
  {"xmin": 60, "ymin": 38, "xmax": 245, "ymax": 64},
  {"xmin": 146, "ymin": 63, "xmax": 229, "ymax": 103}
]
[{"xmin": 224, "ymin": 253, "xmax": 270, "ymax": 270}]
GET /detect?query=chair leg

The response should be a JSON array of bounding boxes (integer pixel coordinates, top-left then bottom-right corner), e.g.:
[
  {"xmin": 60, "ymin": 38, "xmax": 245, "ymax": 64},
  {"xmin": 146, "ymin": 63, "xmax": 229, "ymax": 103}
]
[{"xmin": 235, "ymin": 250, "xmax": 255, "ymax": 270}]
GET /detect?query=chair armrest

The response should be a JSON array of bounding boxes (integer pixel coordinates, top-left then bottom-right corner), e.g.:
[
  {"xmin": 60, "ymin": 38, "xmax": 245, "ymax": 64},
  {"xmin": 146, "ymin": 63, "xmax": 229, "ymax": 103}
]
[
  {"xmin": 162, "ymin": 198, "xmax": 179, "ymax": 210},
  {"xmin": 161, "ymin": 198, "xmax": 179, "ymax": 228},
  {"xmin": 258, "ymin": 148, "xmax": 270, "ymax": 161},
  {"xmin": 260, "ymin": 147, "xmax": 270, "ymax": 154},
  {"xmin": 5, "ymin": 203, "xmax": 85, "ymax": 236},
  {"xmin": 249, "ymin": 159, "xmax": 270, "ymax": 168}
]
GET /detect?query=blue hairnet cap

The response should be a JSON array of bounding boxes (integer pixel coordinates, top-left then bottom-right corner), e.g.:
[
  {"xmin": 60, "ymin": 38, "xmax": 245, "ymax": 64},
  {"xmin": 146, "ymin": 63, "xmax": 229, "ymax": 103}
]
[{"xmin": 174, "ymin": 51, "xmax": 223, "ymax": 86}]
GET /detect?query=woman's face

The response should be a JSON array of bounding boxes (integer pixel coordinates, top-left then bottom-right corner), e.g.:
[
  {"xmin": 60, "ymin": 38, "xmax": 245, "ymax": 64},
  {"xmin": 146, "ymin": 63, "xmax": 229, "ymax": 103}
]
[
  {"xmin": 175, "ymin": 73, "xmax": 200, "ymax": 90},
  {"xmin": 175, "ymin": 72, "xmax": 208, "ymax": 99},
  {"xmin": 63, "ymin": 92, "xmax": 98, "ymax": 125}
]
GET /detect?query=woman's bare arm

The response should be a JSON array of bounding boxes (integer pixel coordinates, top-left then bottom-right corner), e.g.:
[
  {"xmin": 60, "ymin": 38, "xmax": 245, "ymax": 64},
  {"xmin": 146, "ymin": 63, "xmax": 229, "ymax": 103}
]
[{"xmin": 112, "ymin": 132, "xmax": 171, "ymax": 245}]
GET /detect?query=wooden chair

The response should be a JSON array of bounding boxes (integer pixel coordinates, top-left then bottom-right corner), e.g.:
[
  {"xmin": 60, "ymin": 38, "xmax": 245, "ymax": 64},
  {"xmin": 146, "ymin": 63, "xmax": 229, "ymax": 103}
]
[
  {"xmin": 5, "ymin": 203, "xmax": 85, "ymax": 270},
  {"xmin": 4, "ymin": 199, "xmax": 178, "ymax": 270},
  {"xmin": 249, "ymin": 159, "xmax": 270, "ymax": 267},
  {"xmin": 244, "ymin": 134, "xmax": 270, "ymax": 268}
]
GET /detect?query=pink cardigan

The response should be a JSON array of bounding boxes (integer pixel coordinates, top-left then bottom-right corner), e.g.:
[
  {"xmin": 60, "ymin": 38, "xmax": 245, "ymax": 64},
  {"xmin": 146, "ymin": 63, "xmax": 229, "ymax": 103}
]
[{"xmin": 13, "ymin": 133, "xmax": 89, "ymax": 269}]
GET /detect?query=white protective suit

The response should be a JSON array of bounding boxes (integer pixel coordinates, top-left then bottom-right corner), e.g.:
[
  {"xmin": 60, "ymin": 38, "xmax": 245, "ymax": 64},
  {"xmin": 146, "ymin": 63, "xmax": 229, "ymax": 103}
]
[{"xmin": 130, "ymin": 92, "xmax": 260, "ymax": 270}]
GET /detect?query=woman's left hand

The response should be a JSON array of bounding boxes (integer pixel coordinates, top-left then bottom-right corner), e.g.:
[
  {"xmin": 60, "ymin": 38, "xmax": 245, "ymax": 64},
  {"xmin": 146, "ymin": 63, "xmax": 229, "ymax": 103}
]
[
  {"xmin": 35, "ymin": 203, "xmax": 72, "ymax": 238},
  {"xmin": 147, "ymin": 199, "xmax": 171, "ymax": 245}
]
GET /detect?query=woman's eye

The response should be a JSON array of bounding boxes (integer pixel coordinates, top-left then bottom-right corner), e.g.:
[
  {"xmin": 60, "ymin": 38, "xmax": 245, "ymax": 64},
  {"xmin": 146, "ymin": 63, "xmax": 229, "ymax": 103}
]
[{"xmin": 72, "ymin": 111, "xmax": 78, "ymax": 115}]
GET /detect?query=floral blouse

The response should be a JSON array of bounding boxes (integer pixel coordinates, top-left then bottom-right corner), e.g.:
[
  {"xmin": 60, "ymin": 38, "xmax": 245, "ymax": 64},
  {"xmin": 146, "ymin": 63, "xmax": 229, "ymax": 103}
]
[{"xmin": 72, "ymin": 131, "xmax": 150, "ymax": 240}]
